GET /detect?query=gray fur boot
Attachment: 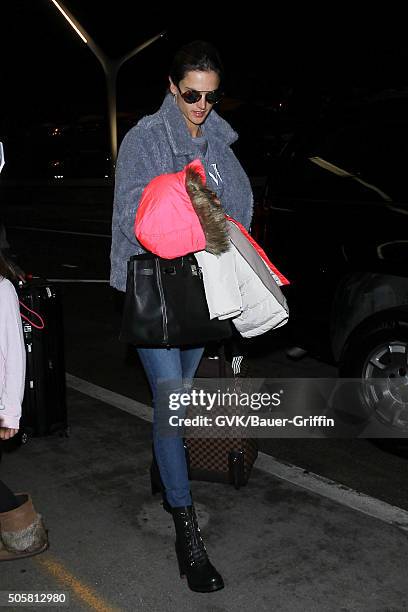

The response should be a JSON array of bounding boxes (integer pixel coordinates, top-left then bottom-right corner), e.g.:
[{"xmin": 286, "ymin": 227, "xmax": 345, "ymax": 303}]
[{"xmin": 0, "ymin": 493, "xmax": 48, "ymax": 561}]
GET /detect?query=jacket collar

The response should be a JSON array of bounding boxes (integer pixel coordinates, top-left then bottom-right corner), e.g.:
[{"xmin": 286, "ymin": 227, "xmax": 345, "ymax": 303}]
[{"xmin": 159, "ymin": 93, "xmax": 238, "ymax": 157}]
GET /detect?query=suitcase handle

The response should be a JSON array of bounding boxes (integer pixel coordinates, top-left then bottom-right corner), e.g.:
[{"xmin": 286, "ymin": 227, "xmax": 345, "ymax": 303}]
[{"xmin": 19, "ymin": 300, "xmax": 45, "ymax": 330}]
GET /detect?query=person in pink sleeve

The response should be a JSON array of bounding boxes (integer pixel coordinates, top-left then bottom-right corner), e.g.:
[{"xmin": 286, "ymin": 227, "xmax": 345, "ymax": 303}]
[
  {"xmin": 0, "ymin": 251, "xmax": 48, "ymax": 561},
  {"xmin": 0, "ymin": 266, "xmax": 25, "ymax": 437}
]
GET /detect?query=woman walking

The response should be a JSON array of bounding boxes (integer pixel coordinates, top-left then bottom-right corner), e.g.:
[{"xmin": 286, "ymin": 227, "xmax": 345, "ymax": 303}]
[{"xmin": 110, "ymin": 40, "xmax": 253, "ymax": 592}]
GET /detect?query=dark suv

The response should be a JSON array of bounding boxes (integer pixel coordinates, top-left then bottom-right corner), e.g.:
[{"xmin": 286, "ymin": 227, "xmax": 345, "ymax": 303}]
[{"xmin": 252, "ymin": 93, "xmax": 408, "ymax": 432}]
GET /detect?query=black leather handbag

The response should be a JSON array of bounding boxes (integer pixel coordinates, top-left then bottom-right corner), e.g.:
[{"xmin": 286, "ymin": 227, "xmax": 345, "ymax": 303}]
[{"xmin": 119, "ymin": 253, "xmax": 232, "ymax": 347}]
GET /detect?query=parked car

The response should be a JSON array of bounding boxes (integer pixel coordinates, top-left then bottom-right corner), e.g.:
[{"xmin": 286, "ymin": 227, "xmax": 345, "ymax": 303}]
[{"xmin": 252, "ymin": 93, "xmax": 408, "ymax": 434}]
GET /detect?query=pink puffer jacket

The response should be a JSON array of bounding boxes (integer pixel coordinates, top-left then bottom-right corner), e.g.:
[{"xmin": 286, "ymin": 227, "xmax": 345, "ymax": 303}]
[{"xmin": 135, "ymin": 159, "xmax": 207, "ymax": 259}]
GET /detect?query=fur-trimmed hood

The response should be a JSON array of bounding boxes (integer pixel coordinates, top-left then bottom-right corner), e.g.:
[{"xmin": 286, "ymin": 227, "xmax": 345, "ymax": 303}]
[
  {"xmin": 185, "ymin": 163, "xmax": 229, "ymax": 255},
  {"xmin": 135, "ymin": 159, "xmax": 229, "ymax": 259}
]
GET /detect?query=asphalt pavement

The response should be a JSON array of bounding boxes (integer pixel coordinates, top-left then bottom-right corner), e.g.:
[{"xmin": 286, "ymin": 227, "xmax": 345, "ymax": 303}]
[{"xmin": 1, "ymin": 386, "xmax": 408, "ymax": 611}]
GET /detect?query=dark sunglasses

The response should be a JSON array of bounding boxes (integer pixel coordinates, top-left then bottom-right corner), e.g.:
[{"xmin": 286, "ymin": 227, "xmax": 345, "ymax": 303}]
[{"xmin": 177, "ymin": 86, "xmax": 223, "ymax": 105}]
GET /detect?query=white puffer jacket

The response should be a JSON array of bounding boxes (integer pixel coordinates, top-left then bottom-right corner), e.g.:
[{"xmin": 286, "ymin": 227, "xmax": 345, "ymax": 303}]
[{"xmin": 194, "ymin": 220, "xmax": 289, "ymax": 338}]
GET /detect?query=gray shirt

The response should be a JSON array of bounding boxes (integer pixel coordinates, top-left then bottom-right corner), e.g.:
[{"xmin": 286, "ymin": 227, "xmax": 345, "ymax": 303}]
[{"xmin": 191, "ymin": 134, "xmax": 208, "ymax": 160}]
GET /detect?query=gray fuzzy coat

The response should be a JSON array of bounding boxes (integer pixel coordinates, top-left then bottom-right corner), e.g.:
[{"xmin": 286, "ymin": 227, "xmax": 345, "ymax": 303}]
[{"xmin": 110, "ymin": 93, "xmax": 254, "ymax": 292}]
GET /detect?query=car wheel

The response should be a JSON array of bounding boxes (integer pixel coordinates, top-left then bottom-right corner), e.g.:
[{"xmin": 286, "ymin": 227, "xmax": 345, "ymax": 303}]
[{"xmin": 340, "ymin": 322, "xmax": 408, "ymax": 434}]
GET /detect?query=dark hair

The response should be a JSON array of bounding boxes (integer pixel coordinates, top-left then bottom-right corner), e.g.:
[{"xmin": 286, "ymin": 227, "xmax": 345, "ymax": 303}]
[
  {"xmin": 169, "ymin": 40, "xmax": 224, "ymax": 87},
  {"xmin": 0, "ymin": 250, "xmax": 18, "ymax": 281}
]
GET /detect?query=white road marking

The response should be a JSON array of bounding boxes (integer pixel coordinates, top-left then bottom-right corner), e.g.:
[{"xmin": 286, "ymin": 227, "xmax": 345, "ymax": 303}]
[
  {"xmin": 66, "ymin": 373, "xmax": 408, "ymax": 533},
  {"xmin": 66, "ymin": 373, "xmax": 153, "ymax": 422},
  {"xmin": 9, "ymin": 225, "xmax": 111, "ymax": 238},
  {"xmin": 255, "ymin": 454, "xmax": 408, "ymax": 533}
]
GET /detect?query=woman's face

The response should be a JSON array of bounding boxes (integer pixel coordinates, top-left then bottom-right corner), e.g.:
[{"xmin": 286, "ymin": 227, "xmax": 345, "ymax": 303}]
[{"xmin": 169, "ymin": 70, "xmax": 220, "ymax": 135}]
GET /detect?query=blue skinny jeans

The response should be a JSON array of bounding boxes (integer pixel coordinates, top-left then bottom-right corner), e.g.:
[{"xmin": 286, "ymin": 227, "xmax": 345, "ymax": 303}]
[{"xmin": 137, "ymin": 346, "xmax": 204, "ymax": 507}]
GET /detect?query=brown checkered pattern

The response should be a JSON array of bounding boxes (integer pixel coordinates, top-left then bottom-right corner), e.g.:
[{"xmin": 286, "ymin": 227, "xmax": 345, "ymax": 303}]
[{"xmin": 185, "ymin": 437, "xmax": 258, "ymax": 484}]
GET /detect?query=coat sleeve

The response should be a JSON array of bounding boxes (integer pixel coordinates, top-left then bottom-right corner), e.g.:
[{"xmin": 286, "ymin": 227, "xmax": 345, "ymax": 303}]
[
  {"xmin": 0, "ymin": 282, "xmax": 25, "ymax": 429},
  {"xmin": 220, "ymin": 147, "xmax": 254, "ymax": 231},
  {"xmin": 113, "ymin": 126, "xmax": 164, "ymax": 246}
]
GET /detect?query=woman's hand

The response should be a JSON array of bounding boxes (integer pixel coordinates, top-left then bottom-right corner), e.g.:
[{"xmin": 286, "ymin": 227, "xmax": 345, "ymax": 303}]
[{"xmin": 0, "ymin": 428, "xmax": 19, "ymax": 440}]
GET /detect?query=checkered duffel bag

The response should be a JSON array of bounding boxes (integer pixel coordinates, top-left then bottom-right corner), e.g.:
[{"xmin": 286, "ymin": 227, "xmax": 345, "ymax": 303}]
[
  {"xmin": 185, "ymin": 342, "xmax": 258, "ymax": 489},
  {"xmin": 184, "ymin": 437, "xmax": 258, "ymax": 489}
]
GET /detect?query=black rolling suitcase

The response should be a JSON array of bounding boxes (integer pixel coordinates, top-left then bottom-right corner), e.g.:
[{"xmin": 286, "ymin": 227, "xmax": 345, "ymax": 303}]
[
  {"xmin": 17, "ymin": 280, "xmax": 68, "ymax": 440},
  {"xmin": 185, "ymin": 343, "xmax": 258, "ymax": 489}
]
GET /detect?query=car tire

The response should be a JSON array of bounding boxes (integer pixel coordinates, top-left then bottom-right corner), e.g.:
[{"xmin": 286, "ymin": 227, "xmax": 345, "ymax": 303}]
[{"xmin": 339, "ymin": 320, "xmax": 408, "ymax": 437}]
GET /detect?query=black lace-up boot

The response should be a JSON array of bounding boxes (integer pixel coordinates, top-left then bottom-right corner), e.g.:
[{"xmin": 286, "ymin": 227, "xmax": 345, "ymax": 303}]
[{"xmin": 172, "ymin": 505, "xmax": 224, "ymax": 592}]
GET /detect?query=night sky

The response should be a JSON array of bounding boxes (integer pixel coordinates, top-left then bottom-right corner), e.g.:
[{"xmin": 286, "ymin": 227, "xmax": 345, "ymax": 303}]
[{"xmin": 2, "ymin": 2, "xmax": 408, "ymax": 139}]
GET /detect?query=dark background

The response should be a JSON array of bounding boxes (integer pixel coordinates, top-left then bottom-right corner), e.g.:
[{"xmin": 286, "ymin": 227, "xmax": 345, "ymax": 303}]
[
  {"xmin": 1, "ymin": 2, "xmax": 408, "ymax": 178},
  {"xmin": 2, "ymin": 3, "xmax": 408, "ymax": 127}
]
